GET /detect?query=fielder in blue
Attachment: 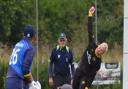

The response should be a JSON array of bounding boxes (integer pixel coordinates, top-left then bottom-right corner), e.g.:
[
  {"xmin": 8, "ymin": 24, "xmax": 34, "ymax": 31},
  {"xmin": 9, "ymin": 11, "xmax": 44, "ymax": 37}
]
[{"xmin": 5, "ymin": 25, "xmax": 36, "ymax": 89}]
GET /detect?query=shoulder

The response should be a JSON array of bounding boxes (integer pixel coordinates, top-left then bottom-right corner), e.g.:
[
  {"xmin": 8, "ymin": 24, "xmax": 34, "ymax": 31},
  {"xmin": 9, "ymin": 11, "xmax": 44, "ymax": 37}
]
[
  {"xmin": 19, "ymin": 39, "xmax": 30, "ymax": 48},
  {"xmin": 52, "ymin": 46, "xmax": 58, "ymax": 51},
  {"xmin": 23, "ymin": 39, "xmax": 35, "ymax": 53},
  {"xmin": 50, "ymin": 46, "xmax": 58, "ymax": 54},
  {"xmin": 66, "ymin": 46, "xmax": 69, "ymax": 52},
  {"xmin": 88, "ymin": 42, "xmax": 97, "ymax": 49},
  {"xmin": 65, "ymin": 46, "xmax": 73, "ymax": 54},
  {"xmin": 25, "ymin": 47, "xmax": 35, "ymax": 56}
]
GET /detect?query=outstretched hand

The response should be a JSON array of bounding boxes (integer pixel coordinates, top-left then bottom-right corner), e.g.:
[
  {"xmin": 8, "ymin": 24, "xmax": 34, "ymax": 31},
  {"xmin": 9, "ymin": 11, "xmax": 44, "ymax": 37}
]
[{"xmin": 88, "ymin": 6, "xmax": 96, "ymax": 16}]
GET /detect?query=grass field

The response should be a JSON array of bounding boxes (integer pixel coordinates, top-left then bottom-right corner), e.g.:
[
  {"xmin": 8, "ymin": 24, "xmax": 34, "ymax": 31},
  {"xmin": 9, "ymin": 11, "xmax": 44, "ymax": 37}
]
[{"xmin": 0, "ymin": 44, "xmax": 122, "ymax": 89}]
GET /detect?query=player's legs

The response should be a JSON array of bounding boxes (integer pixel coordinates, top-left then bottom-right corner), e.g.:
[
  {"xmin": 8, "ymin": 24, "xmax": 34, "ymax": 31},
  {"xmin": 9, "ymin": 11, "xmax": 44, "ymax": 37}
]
[
  {"xmin": 5, "ymin": 77, "xmax": 29, "ymax": 89},
  {"xmin": 79, "ymin": 75, "xmax": 95, "ymax": 89},
  {"xmin": 53, "ymin": 75, "xmax": 65, "ymax": 89},
  {"xmin": 72, "ymin": 68, "xmax": 83, "ymax": 89},
  {"xmin": 53, "ymin": 75, "xmax": 71, "ymax": 89}
]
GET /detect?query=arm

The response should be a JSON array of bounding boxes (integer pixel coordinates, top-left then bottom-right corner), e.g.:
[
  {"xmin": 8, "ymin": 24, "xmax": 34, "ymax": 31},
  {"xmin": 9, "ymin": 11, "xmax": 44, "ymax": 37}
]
[
  {"xmin": 88, "ymin": 6, "xmax": 95, "ymax": 44},
  {"xmin": 48, "ymin": 62, "xmax": 53, "ymax": 78},
  {"xmin": 48, "ymin": 49, "xmax": 55, "ymax": 86},
  {"xmin": 23, "ymin": 48, "xmax": 35, "ymax": 83},
  {"xmin": 48, "ymin": 49, "xmax": 55, "ymax": 78},
  {"xmin": 69, "ymin": 50, "xmax": 75, "ymax": 78}
]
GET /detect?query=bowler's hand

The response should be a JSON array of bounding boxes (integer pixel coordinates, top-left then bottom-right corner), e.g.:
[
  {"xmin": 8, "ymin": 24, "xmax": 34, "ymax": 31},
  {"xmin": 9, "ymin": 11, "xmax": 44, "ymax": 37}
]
[{"xmin": 88, "ymin": 6, "xmax": 96, "ymax": 16}]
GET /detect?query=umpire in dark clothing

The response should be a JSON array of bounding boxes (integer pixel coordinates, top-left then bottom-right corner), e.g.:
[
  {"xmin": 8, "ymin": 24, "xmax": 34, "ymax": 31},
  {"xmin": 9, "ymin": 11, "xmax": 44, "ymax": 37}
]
[
  {"xmin": 48, "ymin": 33, "xmax": 74, "ymax": 89},
  {"xmin": 72, "ymin": 6, "xmax": 108, "ymax": 89}
]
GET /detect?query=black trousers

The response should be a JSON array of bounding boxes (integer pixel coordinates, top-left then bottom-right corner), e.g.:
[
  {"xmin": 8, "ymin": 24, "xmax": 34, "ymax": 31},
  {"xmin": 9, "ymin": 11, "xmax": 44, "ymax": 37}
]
[
  {"xmin": 72, "ymin": 68, "xmax": 95, "ymax": 89},
  {"xmin": 53, "ymin": 75, "xmax": 71, "ymax": 89},
  {"xmin": 5, "ymin": 77, "xmax": 29, "ymax": 89}
]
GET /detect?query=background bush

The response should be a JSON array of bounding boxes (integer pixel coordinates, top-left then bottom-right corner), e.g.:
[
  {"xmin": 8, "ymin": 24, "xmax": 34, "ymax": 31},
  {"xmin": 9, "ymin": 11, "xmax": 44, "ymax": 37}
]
[{"xmin": 0, "ymin": 0, "xmax": 123, "ymax": 89}]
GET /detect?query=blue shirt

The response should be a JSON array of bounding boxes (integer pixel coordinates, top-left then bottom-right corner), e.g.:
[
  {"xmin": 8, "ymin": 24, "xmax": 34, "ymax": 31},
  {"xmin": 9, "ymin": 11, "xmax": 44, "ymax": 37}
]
[
  {"xmin": 48, "ymin": 45, "xmax": 74, "ymax": 78},
  {"xmin": 7, "ymin": 38, "xmax": 35, "ymax": 79}
]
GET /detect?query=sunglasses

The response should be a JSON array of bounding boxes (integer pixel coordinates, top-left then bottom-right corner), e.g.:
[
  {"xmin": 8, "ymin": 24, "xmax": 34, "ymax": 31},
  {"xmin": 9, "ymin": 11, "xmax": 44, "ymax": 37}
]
[{"xmin": 60, "ymin": 39, "xmax": 65, "ymax": 42}]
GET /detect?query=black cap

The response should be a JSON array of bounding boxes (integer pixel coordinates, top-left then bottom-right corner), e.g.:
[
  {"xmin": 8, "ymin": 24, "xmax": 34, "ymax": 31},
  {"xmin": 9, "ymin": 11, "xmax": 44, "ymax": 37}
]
[
  {"xmin": 23, "ymin": 25, "xmax": 36, "ymax": 38},
  {"xmin": 59, "ymin": 32, "xmax": 66, "ymax": 39}
]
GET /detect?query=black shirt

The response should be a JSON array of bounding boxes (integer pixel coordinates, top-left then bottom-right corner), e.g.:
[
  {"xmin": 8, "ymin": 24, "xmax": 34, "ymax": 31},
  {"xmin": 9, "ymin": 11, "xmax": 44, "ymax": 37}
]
[{"xmin": 78, "ymin": 17, "xmax": 101, "ymax": 77}]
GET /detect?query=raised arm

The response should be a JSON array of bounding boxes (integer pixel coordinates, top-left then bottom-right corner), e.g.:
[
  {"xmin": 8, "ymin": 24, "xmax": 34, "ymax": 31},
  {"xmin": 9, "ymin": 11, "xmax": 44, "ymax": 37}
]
[
  {"xmin": 88, "ymin": 6, "xmax": 95, "ymax": 44},
  {"xmin": 68, "ymin": 50, "xmax": 75, "ymax": 79}
]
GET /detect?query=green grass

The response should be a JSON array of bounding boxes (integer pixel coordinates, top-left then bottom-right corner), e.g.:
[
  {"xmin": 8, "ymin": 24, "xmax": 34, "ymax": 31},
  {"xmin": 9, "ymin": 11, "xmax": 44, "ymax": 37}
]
[
  {"xmin": 0, "ymin": 44, "xmax": 122, "ymax": 89},
  {"xmin": 92, "ymin": 84, "xmax": 122, "ymax": 89}
]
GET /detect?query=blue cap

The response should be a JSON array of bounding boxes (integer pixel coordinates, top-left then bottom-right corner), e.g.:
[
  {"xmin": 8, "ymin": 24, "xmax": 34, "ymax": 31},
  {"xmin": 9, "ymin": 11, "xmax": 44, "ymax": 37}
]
[
  {"xmin": 59, "ymin": 32, "xmax": 66, "ymax": 39},
  {"xmin": 23, "ymin": 25, "xmax": 36, "ymax": 38}
]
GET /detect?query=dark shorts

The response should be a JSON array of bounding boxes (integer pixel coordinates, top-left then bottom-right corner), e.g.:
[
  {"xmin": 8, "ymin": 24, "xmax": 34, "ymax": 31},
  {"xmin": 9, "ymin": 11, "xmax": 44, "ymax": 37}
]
[
  {"xmin": 53, "ymin": 75, "xmax": 71, "ymax": 89},
  {"xmin": 72, "ymin": 68, "xmax": 95, "ymax": 89},
  {"xmin": 5, "ymin": 77, "xmax": 29, "ymax": 89}
]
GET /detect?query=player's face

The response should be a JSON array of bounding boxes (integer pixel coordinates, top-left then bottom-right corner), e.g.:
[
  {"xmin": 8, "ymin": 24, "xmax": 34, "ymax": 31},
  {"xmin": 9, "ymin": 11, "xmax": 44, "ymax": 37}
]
[
  {"xmin": 96, "ymin": 46, "xmax": 106, "ymax": 55},
  {"xmin": 31, "ymin": 35, "xmax": 37, "ymax": 44},
  {"xmin": 95, "ymin": 43, "xmax": 108, "ymax": 56},
  {"xmin": 58, "ymin": 38, "xmax": 67, "ymax": 47}
]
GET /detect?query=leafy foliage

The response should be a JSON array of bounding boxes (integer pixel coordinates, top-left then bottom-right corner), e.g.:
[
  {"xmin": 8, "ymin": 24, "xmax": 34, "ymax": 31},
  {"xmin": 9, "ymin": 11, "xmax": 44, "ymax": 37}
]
[
  {"xmin": 0, "ymin": 0, "xmax": 123, "ymax": 88},
  {"xmin": 96, "ymin": 0, "xmax": 123, "ymax": 47},
  {"xmin": 0, "ymin": 0, "xmax": 35, "ymax": 45},
  {"xmin": 0, "ymin": 0, "xmax": 123, "ymax": 46}
]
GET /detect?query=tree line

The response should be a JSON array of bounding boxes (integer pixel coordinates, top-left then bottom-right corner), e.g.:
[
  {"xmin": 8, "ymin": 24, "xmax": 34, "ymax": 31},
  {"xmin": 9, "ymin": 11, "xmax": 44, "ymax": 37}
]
[{"xmin": 0, "ymin": 0, "xmax": 123, "ymax": 48}]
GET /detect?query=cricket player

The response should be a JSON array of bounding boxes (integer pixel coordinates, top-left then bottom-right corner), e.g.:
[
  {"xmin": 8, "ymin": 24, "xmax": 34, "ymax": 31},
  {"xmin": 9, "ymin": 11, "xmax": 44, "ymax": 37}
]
[
  {"xmin": 5, "ymin": 25, "xmax": 41, "ymax": 89},
  {"xmin": 72, "ymin": 6, "xmax": 108, "ymax": 89}
]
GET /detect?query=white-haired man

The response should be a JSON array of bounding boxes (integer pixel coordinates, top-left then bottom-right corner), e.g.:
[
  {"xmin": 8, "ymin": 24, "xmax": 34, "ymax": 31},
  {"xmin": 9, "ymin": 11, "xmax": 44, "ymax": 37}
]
[{"xmin": 72, "ymin": 6, "xmax": 108, "ymax": 89}]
